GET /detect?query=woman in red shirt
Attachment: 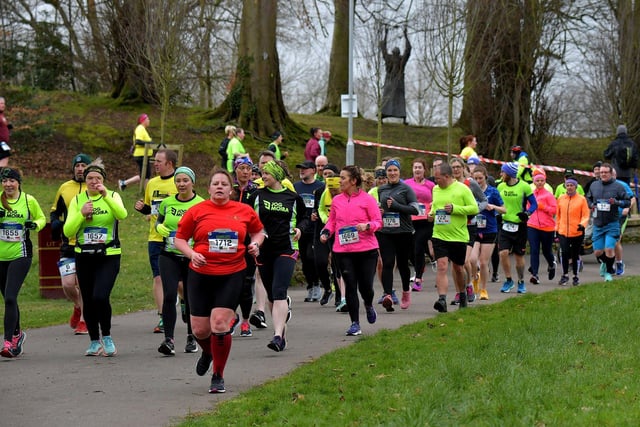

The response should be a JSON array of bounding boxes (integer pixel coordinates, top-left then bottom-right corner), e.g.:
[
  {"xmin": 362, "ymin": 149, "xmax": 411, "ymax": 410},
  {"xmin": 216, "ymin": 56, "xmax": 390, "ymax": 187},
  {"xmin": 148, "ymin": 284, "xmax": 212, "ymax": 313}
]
[{"xmin": 175, "ymin": 168, "xmax": 264, "ymax": 394}]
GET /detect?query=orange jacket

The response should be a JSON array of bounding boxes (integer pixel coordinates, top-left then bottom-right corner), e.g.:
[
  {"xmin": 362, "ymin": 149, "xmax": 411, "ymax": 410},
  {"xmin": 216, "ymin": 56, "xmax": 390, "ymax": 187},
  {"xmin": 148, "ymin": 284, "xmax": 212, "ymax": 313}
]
[{"xmin": 555, "ymin": 193, "xmax": 590, "ymax": 238}]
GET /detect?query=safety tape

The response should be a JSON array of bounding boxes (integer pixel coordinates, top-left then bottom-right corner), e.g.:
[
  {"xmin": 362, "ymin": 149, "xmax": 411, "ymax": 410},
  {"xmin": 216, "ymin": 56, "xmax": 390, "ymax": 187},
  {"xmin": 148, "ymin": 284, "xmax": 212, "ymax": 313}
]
[{"xmin": 353, "ymin": 139, "xmax": 595, "ymax": 177}]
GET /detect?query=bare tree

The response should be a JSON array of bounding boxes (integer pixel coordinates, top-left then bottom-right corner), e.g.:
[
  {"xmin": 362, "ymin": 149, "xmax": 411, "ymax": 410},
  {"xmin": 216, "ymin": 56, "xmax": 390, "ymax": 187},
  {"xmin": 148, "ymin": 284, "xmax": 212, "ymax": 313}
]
[{"xmin": 319, "ymin": 0, "xmax": 351, "ymax": 115}]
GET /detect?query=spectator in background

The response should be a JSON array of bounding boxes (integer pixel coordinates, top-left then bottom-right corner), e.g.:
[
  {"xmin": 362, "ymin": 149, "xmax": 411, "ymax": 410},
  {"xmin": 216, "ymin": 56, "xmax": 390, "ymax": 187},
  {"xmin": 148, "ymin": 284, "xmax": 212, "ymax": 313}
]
[
  {"xmin": 459, "ymin": 135, "xmax": 478, "ymax": 161},
  {"xmin": 320, "ymin": 131, "xmax": 331, "ymax": 156},
  {"xmin": 0, "ymin": 97, "xmax": 13, "ymax": 167},
  {"xmin": 267, "ymin": 131, "xmax": 288, "ymax": 161},
  {"xmin": 304, "ymin": 128, "xmax": 323, "ymax": 162},
  {"xmin": 604, "ymin": 125, "xmax": 638, "ymax": 184},
  {"xmin": 226, "ymin": 128, "xmax": 249, "ymax": 173},
  {"xmin": 510, "ymin": 145, "xmax": 533, "ymax": 184}
]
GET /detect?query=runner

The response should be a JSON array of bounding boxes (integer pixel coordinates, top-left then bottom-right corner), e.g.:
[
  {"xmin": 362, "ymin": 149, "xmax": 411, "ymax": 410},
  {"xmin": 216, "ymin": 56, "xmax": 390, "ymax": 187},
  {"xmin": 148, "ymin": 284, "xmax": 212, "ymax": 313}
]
[{"xmin": 527, "ymin": 171, "xmax": 557, "ymax": 284}]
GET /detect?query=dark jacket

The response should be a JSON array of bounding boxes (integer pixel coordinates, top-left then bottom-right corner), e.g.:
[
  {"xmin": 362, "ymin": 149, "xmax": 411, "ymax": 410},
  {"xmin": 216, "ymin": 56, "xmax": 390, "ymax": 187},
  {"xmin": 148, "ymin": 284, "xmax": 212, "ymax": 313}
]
[
  {"xmin": 586, "ymin": 178, "xmax": 630, "ymax": 228},
  {"xmin": 604, "ymin": 132, "xmax": 639, "ymax": 180}
]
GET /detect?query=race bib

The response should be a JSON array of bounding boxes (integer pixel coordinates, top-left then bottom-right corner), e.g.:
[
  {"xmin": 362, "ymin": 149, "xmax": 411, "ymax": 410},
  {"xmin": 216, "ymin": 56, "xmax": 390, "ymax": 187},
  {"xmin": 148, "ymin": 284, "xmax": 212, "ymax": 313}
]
[
  {"xmin": 165, "ymin": 231, "xmax": 176, "ymax": 251},
  {"xmin": 476, "ymin": 214, "xmax": 487, "ymax": 229},
  {"xmin": 83, "ymin": 226, "xmax": 107, "ymax": 244},
  {"xmin": 338, "ymin": 226, "xmax": 360, "ymax": 245},
  {"xmin": 383, "ymin": 212, "xmax": 401, "ymax": 228},
  {"xmin": 0, "ymin": 223, "xmax": 23, "ymax": 242},
  {"xmin": 435, "ymin": 209, "xmax": 450, "ymax": 225},
  {"xmin": 596, "ymin": 200, "xmax": 611, "ymax": 212},
  {"xmin": 502, "ymin": 222, "xmax": 519, "ymax": 232},
  {"xmin": 151, "ymin": 200, "xmax": 162, "ymax": 216},
  {"xmin": 301, "ymin": 193, "xmax": 315, "ymax": 209},
  {"xmin": 208, "ymin": 230, "xmax": 239, "ymax": 253},
  {"xmin": 58, "ymin": 257, "xmax": 76, "ymax": 277}
]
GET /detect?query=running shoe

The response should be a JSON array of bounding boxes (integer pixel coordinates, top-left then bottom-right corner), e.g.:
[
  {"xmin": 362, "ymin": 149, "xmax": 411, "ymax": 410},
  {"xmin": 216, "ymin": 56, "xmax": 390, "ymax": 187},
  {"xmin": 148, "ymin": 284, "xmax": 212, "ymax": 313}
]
[
  {"xmin": 1, "ymin": 340, "xmax": 15, "ymax": 358},
  {"xmin": 491, "ymin": 272, "xmax": 500, "ymax": 283},
  {"xmin": 548, "ymin": 261, "xmax": 557, "ymax": 280},
  {"xmin": 599, "ymin": 262, "xmax": 606, "ymax": 277},
  {"xmin": 604, "ymin": 272, "xmax": 613, "ymax": 282},
  {"xmin": 286, "ymin": 296, "xmax": 292, "ymax": 323},
  {"xmin": 249, "ymin": 310, "xmax": 268, "ymax": 329},
  {"xmin": 365, "ymin": 305, "xmax": 377, "ymax": 324},
  {"xmin": 377, "ymin": 294, "xmax": 387, "ymax": 304},
  {"xmin": 400, "ymin": 291, "xmax": 411, "ymax": 309},
  {"xmin": 335, "ymin": 299, "xmax": 347, "ymax": 313},
  {"xmin": 85, "ymin": 340, "xmax": 104, "ymax": 356},
  {"xmin": 310, "ymin": 285, "xmax": 322, "ymax": 302},
  {"xmin": 500, "ymin": 279, "xmax": 515, "ymax": 293},
  {"xmin": 466, "ymin": 284, "xmax": 475, "ymax": 302},
  {"xmin": 572, "ymin": 276, "xmax": 580, "ymax": 286},
  {"xmin": 458, "ymin": 291, "xmax": 468, "ymax": 308},
  {"xmin": 382, "ymin": 294, "xmax": 394, "ymax": 312},
  {"xmin": 196, "ymin": 352, "xmax": 212, "ymax": 376},
  {"xmin": 319, "ymin": 289, "xmax": 333, "ymax": 306},
  {"xmin": 74, "ymin": 320, "xmax": 88, "ymax": 335},
  {"xmin": 69, "ymin": 306, "xmax": 81, "ymax": 329},
  {"xmin": 185, "ymin": 334, "xmax": 198, "ymax": 353},
  {"xmin": 102, "ymin": 336, "xmax": 117, "ymax": 356},
  {"xmin": 267, "ymin": 335, "xmax": 285, "ymax": 352},
  {"xmin": 345, "ymin": 322, "xmax": 362, "ymax": 336},
  {"xmin": 433, "ymin": 297, "xmax": 447, "ymax": 313},
  {"xmin": 209, "ymin": 373, "xmax": 226, "ymax": 393},
  {"xmin": 390, "ymin": 290, "xmax": 399, "ymax": 305},
  {"xmin": 240, "ymin": 322, "xmax": 252, "ymax": 337},
  {"xmin": 11, "ymin": 331, "xmax": 26, "ymax": 357},
  {"xmin": 153, "ymin": 317, "xmax": 164, "ymax": 334},
  {"xmin": 118, "ymin": 179, "xmax": 126, "ymax": 191},
  {"xmin": 303, "ymin": 287, "xmax": 314, "ymax": 302},
  {"xmin": 412, "ymin": 279, "xmax": 423, "ymax": 292},
  {"xmin": 517, "ymin": 280, "xmax": 526, "ymax": 294},
  {"xmin": 616, "ymin": 261, "xmax": 625, "ymax": 276},
  {"xmin": 480, "ymin": 289, "xmax": 489, "ymax": 300},
  {"xmin": 229, "ymin": 313, "xmax": 240, "ymax": 335},
  {"xmin": 558, "ymin": 275, "xmax": 569, "ymax": 286},
  {"xmin": 530, "ymin": 275, "xmax": 540, "ymax": 285},
  {"xmin": 451, "ymin": 292, "xmax": 460, "ymax": 305},
  {"xmin": 158, "ymin": 337, "xmax": 175, "ymax": 356},
  {"xmin": 430, "ymin": 260, "xmax": 437, "ymax": 272}
]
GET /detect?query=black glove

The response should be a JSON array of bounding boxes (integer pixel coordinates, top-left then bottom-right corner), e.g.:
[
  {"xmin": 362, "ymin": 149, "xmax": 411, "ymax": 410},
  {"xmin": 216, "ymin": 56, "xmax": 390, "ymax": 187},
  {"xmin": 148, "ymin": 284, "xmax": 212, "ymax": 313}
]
[
  {"xmin": 24, "ymin": 221, "xmax": 37, "ymax": 230},
  {"xmin": 517, "ymin": 211, "xmax": 529, "ymax": 223},
  {"xmin": 577, "ymin": 224, "xmax": 585, "ymax": 232},
  {"xmin": 50, "ymin": 219, "xmax": 63, "ymax": 240}
]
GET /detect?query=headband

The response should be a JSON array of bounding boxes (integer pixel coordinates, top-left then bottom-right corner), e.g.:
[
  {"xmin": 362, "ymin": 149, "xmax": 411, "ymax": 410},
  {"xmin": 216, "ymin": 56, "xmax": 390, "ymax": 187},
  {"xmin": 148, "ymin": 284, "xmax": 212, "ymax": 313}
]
[
  {"xmin": 1, "ymin": 168, "xmax": 21, "ymax": 183},
  {"xmin": 174, "ymin": 166, "xmax": 196, "ymax": 184},
  {"xmin": 262, "ymin": 160, "xmax": 286, "ymax": 182},
  {"xmin": 385, "ymin": 159, "xmax": 401, "ymax": 170},
  {"xmin": 234, "ymin": 157, "xmax": 253, "ymax": 169},
  {"xmin": 565, "ymin": 178, "xmax": 578, "ymax": 187},
  {"xmin": 83, "ymin": 165, "xmax": 106, "ymax": 180}
]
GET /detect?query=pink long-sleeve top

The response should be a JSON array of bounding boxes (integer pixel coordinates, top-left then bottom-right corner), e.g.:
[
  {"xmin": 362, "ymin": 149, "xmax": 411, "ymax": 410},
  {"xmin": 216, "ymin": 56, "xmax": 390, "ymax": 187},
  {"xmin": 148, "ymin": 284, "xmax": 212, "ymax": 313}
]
[
  {"xmin": 527, "ymin": 187, "xmax": 557, "ymax": 231},
  {"xmin": 404, "ymin": 177, "xmax": 435, "ymax": 220},
  {"xmin": 322, "ymin": 189, "xmax": 382, "ymax": 253}
]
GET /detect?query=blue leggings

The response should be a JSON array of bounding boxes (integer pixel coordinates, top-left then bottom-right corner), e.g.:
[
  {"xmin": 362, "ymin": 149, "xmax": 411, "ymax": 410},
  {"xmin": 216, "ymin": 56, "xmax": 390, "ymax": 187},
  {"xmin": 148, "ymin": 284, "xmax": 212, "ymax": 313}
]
[
  {"xmin": 0, "ymin": 258, "xmax": 31, "ymax": 341},
  {"xmin": 527, "ymin": 228, "xmax": 555, "ymax": 276}
]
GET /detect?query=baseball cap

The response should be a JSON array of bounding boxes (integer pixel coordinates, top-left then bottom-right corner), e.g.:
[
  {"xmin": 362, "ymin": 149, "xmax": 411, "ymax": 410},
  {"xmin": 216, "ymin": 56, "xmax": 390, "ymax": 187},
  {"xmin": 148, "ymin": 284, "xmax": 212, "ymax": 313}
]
[{"xmin": 296, "ymin": 161, "xmax": 316, "ymax": 169}]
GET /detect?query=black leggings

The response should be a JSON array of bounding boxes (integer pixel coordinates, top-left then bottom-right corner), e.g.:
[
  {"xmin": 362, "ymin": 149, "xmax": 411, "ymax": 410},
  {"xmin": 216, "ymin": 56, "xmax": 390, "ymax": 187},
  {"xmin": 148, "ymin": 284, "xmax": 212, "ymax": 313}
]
[
  {"xmin": 0, "ymin": 257, "xmax": 31, "ymax": 341},
  {"xmin": 159, "ymin": 252, "xmax": 192, "ymax": 338},
  {"xmin": 298, "ymin": 233, "xmax": 318, "ymax": 288},
  {"xmin": 258, "ymin": 252, "xmax": 297, "ymax": 302},
  {"xmin": 238, "ymin": 253, "xmax": 257, "ymax": 320},
  {"xmin": 559, "ymin": 235, "xmax": 583, "ymax": 276},
  {"xmin": 337, "ymin": 250, "xmax": 378, "ymax": 324},
  {"xmin": 76, "ymin": 254, "xmax": 120, "ymax": 341},
  {"xmin": 412, "ymin": 220, "xmax": 433, "ymax": 280},
  {"xmin": 378, "ymin": 232, "xmax": 413, "ymax": 293}
]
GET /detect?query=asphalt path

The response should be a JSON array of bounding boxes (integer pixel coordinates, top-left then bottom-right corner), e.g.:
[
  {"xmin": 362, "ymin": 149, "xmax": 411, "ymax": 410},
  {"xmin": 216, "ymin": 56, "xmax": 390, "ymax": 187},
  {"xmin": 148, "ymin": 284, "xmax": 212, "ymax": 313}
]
[{"xmin": 2, "ymin": 247, "xmax": 638, "ymax": 427}]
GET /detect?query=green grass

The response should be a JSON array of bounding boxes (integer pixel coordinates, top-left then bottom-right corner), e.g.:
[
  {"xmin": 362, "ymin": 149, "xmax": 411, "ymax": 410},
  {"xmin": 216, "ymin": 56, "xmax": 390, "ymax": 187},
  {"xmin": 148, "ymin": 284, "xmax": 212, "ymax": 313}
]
[{"xmin": 180, "ymin": 279, "xmax": 640, "ymax": 426}]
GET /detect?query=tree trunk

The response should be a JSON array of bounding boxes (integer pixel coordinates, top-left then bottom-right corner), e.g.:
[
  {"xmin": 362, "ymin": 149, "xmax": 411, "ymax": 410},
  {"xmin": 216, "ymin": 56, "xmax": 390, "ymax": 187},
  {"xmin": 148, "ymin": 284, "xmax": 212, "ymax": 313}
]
[{"xmin": 318, "ymin": 0, "xmax": 351, "ymax": 115}]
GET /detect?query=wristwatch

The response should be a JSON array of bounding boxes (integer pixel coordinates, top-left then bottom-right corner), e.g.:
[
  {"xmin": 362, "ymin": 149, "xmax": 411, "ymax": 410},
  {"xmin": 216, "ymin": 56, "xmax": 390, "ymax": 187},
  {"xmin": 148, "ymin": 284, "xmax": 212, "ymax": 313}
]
[{"xmin": 366, "ymin": 223, "xmax": 370, "ymax": 231}]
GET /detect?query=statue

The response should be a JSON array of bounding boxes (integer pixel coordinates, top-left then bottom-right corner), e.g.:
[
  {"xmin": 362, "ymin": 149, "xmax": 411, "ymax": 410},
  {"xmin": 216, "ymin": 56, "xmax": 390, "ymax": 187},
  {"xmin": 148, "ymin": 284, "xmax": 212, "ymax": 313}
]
[{"xmin": 379, "ymin": 27, "xmax": 411, "ymax": 124}]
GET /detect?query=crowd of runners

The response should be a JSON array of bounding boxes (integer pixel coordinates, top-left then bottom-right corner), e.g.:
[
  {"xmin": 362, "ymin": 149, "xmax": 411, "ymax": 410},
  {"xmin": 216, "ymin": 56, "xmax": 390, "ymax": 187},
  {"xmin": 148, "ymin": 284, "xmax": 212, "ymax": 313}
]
[{"xmin": 0, "ymin": 117, "xmax": 638, "ymax": 395}]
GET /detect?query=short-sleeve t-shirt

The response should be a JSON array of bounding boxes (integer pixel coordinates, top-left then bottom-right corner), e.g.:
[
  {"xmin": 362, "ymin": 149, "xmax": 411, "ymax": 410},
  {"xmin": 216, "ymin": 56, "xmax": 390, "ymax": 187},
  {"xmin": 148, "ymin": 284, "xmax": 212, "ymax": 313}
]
[{"xmin": 176, "ymin": 200, "xmax": 263, "ymax": 276}]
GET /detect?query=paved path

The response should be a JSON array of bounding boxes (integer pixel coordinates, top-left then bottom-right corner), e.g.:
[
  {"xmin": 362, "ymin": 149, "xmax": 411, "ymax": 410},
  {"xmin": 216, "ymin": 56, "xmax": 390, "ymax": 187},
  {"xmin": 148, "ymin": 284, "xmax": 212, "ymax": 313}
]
[{"xmin": 2, "ymin": 247, "xmax": 638, "ymax": 426}]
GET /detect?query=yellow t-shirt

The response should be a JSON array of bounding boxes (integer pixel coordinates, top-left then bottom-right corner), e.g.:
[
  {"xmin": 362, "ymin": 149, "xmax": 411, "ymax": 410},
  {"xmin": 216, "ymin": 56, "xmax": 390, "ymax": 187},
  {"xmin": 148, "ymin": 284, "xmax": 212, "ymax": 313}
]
[{"xmin": 144, "ymin": 175, "xmax": 178, "ymax": 242}]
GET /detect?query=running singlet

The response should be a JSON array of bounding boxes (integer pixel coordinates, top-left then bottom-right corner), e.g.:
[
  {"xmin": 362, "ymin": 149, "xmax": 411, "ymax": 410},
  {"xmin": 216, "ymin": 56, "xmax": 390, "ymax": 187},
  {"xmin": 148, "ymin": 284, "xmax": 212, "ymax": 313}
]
[
  {"xmin": 176, "ymin": 200, "xmax": 263, "ymax": 276},
  {"xmin": 157, "ymin": 194, "xmax": 205, "ymax": 255},
  {"xmin": 497, "ymin": 179, "xmax": 533, "ymax": 224}
]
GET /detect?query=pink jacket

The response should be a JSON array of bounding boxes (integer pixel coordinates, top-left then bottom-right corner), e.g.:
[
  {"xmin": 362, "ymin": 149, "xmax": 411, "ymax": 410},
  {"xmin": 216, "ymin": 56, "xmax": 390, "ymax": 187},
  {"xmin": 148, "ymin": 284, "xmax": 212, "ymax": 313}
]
[
  {"xmin": 323, "ymin": 189, "xmax": 382, "ymax": 253},
  {"xmin": 528, "ymin": 187, "xmax": 556, "ymax": 231}
]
